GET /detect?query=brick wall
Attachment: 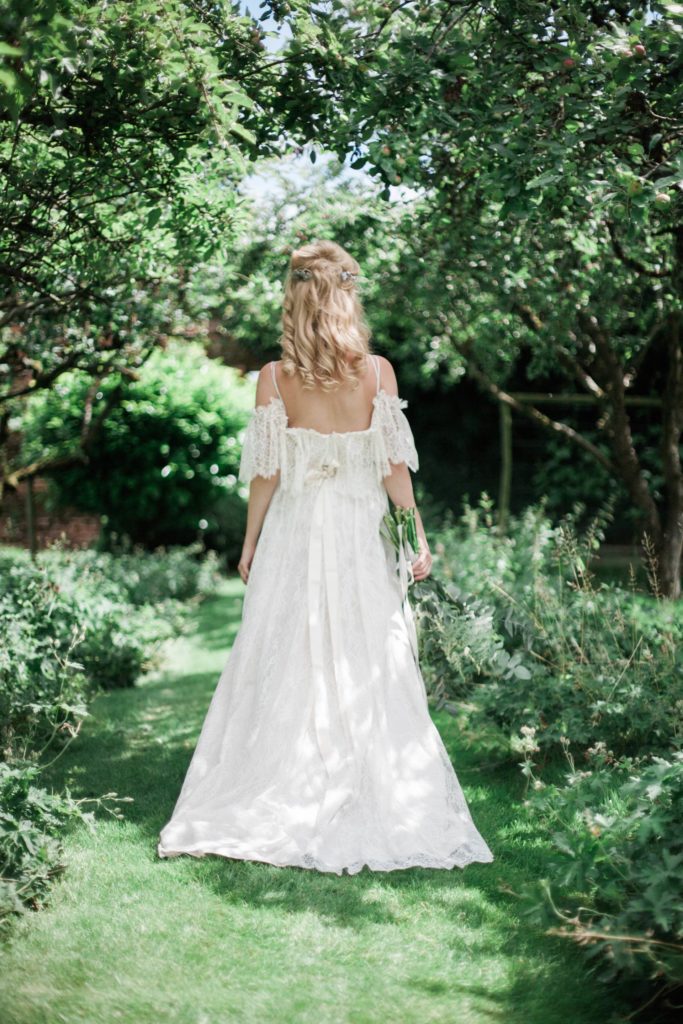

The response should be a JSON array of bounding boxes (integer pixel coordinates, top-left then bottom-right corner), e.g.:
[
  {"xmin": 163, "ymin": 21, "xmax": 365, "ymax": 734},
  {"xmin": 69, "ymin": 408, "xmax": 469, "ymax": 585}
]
[{"xmin": 0, "ymin": 477, "xmax": 101, "ymax": 550}]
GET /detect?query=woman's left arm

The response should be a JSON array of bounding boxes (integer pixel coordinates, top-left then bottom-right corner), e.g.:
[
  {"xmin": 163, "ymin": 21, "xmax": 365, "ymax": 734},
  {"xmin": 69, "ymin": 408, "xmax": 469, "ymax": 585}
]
[
  {"xmin": 237, "ymin": 364, "xmax": 282, "ymax": 584},
  {"xmin": 238, "ymin": 475, "xmax": 279, "ymax": 583}
]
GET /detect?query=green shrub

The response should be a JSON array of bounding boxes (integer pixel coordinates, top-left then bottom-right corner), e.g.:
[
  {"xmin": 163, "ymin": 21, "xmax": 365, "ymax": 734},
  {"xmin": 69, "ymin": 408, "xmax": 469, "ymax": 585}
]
[
  {"xmin": 0, "ymin": 541, "xmax": 220, "ymax": 922},
  {"xmin": 0, "ymin": 761, "xmax": 130, "ymax": 930},
  {"xmin": 520, "ymin": 742, "xmax": 683, "ymax": 997},
  {"xmin": 0, "ymin": 561, "xmax": 94, "ymax": 760},
  {"xmin": 33, "ymin": 540, "xmax": 221, "ymax": 606},
  {"xmin": 0, "ymin": 762, "xmax": 89, "ymax": 926},
  {"xmin": 416, "ymin": 495, "xmax": 683, "ymax": 998},
  {"xmin": 0, "ymin": 558, "xmax": 169, "ymax": 758},
  {"xmin": 416, "ymin": 496, "xmax": 683, "ymax": 758},
  {"xmin": 28, "ymin": 543, "xmax": 222, "ymax": 689},
  {"xmin": 17, "ymin": 341, "xmax": 253, "ymax": 559},
  {"xmin": 0, "ymin": 544, "xmax": 220, "ymax": 757}
]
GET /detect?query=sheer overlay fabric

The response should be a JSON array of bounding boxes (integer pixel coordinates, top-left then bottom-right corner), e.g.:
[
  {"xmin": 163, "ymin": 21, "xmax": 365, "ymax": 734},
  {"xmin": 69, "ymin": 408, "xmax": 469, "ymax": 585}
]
[{"xmin": 157, "ymin": 356, "xmax": 494, "ymax": 874}]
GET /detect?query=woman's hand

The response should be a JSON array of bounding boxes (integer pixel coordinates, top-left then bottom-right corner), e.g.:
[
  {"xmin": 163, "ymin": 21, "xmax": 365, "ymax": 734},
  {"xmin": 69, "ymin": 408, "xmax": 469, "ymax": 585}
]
[
  {"xmin": 411, "ymin": 536, "xmax": 433, "ymax": 582},
  {"xmin": 237, "ymin": 540, "xmax": 257, "ymax": 584}
]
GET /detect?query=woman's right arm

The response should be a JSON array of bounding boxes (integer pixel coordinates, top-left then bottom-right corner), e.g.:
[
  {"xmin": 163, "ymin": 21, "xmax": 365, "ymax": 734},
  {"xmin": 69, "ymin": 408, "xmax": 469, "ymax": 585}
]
[{"xmin": 377, "ymin": 356, "xmax": 433, "ymax": 582}]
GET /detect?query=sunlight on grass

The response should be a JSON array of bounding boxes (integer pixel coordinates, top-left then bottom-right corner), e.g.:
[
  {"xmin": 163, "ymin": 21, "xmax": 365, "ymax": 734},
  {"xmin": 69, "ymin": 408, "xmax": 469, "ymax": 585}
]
[{"xmin": 0, "ymin": 577, "xmax": 631, "ymax": 1024}]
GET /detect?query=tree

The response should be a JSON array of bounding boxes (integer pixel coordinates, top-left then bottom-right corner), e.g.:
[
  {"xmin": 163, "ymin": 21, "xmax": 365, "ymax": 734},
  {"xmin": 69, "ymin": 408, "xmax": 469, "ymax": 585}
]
[
  {"xmin": 266, "ymin": 0, "xmax": 683, "ymax": 595},
  {"xmin": 0, "ymin": 0, "xmax": 294, "ymax": 502}
]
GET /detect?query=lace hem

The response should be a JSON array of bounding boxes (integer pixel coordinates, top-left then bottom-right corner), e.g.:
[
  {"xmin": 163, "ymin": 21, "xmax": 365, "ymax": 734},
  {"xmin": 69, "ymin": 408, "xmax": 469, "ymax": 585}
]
[{"xmin": 157, "ymin": 841, "xmax": 494, "ymax": 876}]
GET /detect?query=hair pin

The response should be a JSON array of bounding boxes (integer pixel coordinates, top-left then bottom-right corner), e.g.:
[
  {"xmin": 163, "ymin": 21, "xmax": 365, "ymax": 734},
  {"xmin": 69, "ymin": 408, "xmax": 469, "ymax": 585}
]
[{"xmin": 291, "ymin": 267, "xmax": 358, "ymax": 283}]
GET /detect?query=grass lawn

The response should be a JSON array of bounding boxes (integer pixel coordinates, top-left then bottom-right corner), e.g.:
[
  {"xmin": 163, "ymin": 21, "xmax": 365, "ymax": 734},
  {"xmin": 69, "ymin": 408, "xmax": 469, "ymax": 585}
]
[{"xmin": 0, "ymin": 577, "xmax": 631, "ymax": 1024}]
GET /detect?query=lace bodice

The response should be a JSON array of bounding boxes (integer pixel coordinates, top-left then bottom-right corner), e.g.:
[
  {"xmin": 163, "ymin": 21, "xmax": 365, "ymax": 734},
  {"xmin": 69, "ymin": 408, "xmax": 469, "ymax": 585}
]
[{"xmin": 237, "ymin": 388, "xmax": 419, "ymax": 496}]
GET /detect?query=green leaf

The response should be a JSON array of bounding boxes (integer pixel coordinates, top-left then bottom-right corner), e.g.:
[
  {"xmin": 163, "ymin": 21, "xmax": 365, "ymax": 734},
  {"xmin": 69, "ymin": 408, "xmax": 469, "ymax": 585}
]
[
  {"xmin": 228, "ymin": 121, "xmax": 256, "ymax": 145},
  {"xmin": 526, "ymin": 170, "xmax": 562, "ymax": 190}
]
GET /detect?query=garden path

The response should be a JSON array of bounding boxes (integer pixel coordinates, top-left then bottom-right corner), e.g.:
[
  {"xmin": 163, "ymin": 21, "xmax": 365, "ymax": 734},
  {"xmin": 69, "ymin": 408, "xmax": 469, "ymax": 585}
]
[{"xmin": 0, "ymin": 579, "xmax": 630, "ymax": 1024}]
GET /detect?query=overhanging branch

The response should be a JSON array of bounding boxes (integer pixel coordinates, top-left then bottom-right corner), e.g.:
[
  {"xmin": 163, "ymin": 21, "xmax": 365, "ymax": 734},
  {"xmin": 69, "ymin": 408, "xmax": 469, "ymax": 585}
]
[
  {"xmin": 462, "ymin": 356, "xmax": 616, "ymax": 474},
  {"xmin": 606, "ymin": 220, "xmax": 669, "ymax": 279}
]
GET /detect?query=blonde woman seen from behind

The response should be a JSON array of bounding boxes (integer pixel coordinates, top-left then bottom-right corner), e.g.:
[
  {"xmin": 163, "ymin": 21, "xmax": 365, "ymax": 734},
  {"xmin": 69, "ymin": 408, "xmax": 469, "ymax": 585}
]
[{"xmin": 158, "ymin": 239, "xmax": 494, "ymax": 875}]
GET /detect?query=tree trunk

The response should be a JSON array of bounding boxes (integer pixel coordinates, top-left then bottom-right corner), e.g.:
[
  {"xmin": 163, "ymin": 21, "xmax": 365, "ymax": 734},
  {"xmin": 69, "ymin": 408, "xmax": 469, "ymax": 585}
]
[
  {"xmin": 657, "ymin": 310, "xmax": 683, "ymax": 599},
  {"xmin": 654, "ymin": 525, "xmax": 683, "ymax": 601},
  {"xmin": 498, "ymin": 402, "xmax": 512, "ymax": 534}
]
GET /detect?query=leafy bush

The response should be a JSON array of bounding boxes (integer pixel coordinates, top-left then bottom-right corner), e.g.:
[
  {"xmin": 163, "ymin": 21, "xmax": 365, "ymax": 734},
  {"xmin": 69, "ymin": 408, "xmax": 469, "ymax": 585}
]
[
  {"xmin": 62, "ymin": 541, "xmax": 221, "ymax": 605},
  {"xmin": 0, "ymin": 544, "xmax": 220, "ymax": 757},
  {"xmin": 520, "ymin": 741, "xmax": 683, "ymax": 1000},
  {"xmin": 0, "ymin": 762, "xmax": 90, "ymax": 926},
  {"xmin": 0, "ymin": 761, "xmax": 130, "ymax": 931},
  {"xmin": 416, "ymin": 496, "xmax": 683, "ymax": 758},
  {"xmin": 24, "ymin": 540, "xmax": 222, "ymax": 606},
  {"xmin": 0, "ymin": 561, "xmax": 94, "ymax": 760},
  {"xmin": 17, "ymin": 341, "xmax": 253, "ymax": 559},
  {"xmin": 0, "ymin": 541, "xmax": 220, "ymax": 923},
  {"xmin": 415, "ymin": 495, "xmax": 683, "ymax": 999}
]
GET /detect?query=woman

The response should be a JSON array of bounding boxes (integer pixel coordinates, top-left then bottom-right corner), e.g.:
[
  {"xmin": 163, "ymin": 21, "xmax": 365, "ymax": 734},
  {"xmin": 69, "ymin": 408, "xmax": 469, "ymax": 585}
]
[{"xmin": 157, "ymin": 240, "xmax": 493, "ymax": 874}]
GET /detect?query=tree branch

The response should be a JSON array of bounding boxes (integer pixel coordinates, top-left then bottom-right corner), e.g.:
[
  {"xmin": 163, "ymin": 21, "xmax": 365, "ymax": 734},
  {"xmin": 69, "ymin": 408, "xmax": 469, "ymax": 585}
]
[
  {"xmin": 0, "ymin": 349, "xmax": 83, "ymax": 404},
  {"xmin": 461, "ymin": 351, "xmax": 616, "ymax": 474},
  {"xmin": 510, "ymin": 299, "xmax": 605, "ymax": 398},
  {"xmin": 661, "ymin": 311, "xmax": 683, "ymax": 530},
  {"xmin": 606, "ymin": 220, "xmax": 670, "ymax": 279}
]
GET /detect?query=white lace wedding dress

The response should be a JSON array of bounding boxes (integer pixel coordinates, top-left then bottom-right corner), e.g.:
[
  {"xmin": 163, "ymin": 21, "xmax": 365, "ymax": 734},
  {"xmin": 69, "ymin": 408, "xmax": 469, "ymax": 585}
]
[{"xmin": 157, "ymin": 355, "xmax": 494, "ymax": 874}]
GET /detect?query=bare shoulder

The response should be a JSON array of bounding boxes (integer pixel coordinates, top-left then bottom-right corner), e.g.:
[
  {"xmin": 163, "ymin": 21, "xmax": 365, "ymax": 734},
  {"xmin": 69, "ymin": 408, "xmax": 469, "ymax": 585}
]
[
  {"xmin": 254, "ymin": 360, "xmax": 279, "ymax": 407},
  {"xmin": 375, "ymin": 354, "xmax": 399, "ymax": 396}
]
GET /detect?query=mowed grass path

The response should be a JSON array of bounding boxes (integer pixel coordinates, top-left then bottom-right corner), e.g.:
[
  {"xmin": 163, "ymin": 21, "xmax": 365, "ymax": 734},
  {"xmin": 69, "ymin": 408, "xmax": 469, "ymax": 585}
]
[{"xmin": 0, "ymin": 579, "xmax": 630, "ymax": 1024}]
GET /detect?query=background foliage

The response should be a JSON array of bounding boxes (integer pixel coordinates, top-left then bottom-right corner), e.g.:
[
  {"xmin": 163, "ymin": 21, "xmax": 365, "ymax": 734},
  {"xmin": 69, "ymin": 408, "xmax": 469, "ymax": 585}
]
[{"xmin": 17, "ymin": 342, "xmax": 253, "ymax": 557}]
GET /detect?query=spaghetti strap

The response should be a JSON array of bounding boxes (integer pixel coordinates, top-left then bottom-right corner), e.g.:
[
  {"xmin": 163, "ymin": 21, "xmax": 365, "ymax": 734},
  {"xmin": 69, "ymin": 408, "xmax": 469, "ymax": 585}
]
[
  {"xmin": 270, "ymin": 360, "xmax": 283, "ymax": 401},
  {"xmin": 372, "ymin": 354, "xmax": 381, "ymax": 394}
]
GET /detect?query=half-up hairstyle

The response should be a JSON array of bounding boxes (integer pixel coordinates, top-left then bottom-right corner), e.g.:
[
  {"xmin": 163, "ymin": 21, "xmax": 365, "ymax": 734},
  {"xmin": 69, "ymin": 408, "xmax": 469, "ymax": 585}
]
[{"xmin": 280, "ymin": 239, "xmax": 372, "ymax": 391}]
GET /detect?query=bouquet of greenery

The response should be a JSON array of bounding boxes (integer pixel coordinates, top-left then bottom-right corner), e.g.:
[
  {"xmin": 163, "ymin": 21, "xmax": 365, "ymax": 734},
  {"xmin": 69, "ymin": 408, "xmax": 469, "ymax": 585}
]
[
  {"xmin": 381, "ymin": 505, "xmax": 466, "ymax": 606},
  {"xmin": 381, "ymin": 504, "xmax": 421, "ymax": 664},
  {"xmin": 380, "ymin": 504, "xmax": 419, "ymax": 579}
]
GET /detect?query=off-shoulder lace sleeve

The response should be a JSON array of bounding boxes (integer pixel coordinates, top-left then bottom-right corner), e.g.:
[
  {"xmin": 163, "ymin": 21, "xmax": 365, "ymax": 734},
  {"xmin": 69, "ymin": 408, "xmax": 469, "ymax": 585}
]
[
  {"xmin": 373, "ymin": 390, "xmax": 419, "ymax": 476},
  {"xmin": 238, "ymin": 397, "xmax": 288, "ymax": 483}
]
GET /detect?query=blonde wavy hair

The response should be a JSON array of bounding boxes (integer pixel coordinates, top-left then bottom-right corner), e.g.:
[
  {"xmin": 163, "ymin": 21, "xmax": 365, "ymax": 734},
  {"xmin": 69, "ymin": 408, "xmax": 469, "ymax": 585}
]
[{"xmin": 279, "ymin": 239, "xmax": 372, "ymax": 391}]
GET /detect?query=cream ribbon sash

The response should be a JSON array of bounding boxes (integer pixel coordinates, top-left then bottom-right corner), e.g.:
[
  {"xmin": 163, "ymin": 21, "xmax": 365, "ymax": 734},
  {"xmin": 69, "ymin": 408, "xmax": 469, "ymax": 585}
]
[
  {"xmin": 396, "ymin": 522, "xmax": 420, "ymax": 669},
  {"xmin": 305, "ymin": 460, "xmax": 419, "ymax": 834},
  {"xmin": 306, "ymin": 459, "xmax": 367, "ymax": 833}
]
